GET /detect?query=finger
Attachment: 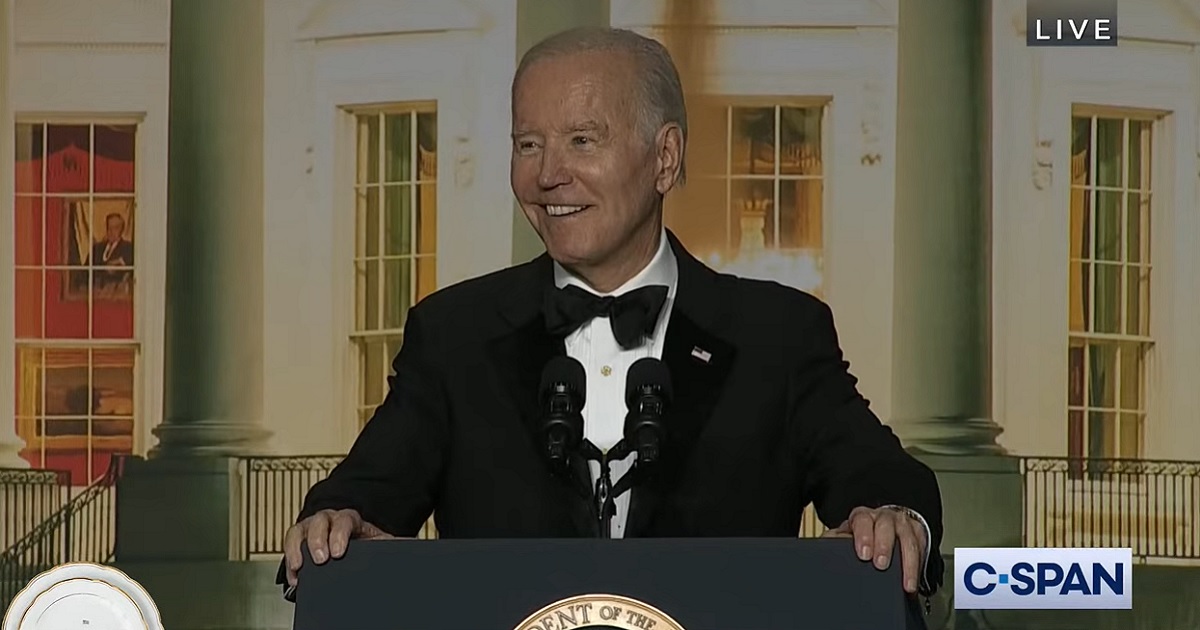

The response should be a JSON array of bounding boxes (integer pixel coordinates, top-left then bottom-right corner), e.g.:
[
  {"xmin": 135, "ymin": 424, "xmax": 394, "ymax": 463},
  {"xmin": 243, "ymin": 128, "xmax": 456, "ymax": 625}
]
[
  {"xmin": 360, "ymin": 521, "xmax": 398, "ymax": 540},
  {"xmin": 282, "ymin": 524, "xmax": 305, "ymax": 586},
  {"xmin": 850, "ymin": 509, "xmax": 876, "ymax": 561},
  {"xmin": 306, "ymin": 512, "xmax": 332, "ymax": 564},
  {"xmin": 873, "ymin": 513, "xmax": 897, "ymax": 570},
  {"xmin": 328, "ymin": 510, "xmax": 359, "ymax": 559},
  {"xmin": 895, "ymin": 517, "xmax": 921, "ymax": 593}
]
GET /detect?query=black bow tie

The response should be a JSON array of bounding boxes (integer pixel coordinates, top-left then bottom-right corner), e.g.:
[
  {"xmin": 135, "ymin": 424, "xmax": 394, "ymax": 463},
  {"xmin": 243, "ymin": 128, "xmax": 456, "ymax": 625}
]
[{"xmin": 544, "ymin": 284, "xmax": 669, "ymax": 349}]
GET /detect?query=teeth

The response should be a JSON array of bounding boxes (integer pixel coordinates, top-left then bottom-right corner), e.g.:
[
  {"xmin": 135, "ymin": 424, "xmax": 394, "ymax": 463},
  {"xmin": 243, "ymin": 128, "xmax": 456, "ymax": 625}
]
[{"xmin": 545, "ymin": 205, "xmax": 586, "ymax": 216}]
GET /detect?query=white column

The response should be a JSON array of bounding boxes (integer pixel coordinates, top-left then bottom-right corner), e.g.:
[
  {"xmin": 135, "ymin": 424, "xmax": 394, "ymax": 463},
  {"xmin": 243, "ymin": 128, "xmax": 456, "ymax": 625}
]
[
  {"xmin": 148, "ymin": 0, "xmax": 270, "ymax": 457},
  {"xmin": 0, "ymin": 0, "xmax": 28, "ymax": 468},
  {"xmin": 889, "ymin": 0, "xmax": 1005, "ymax": 456}
]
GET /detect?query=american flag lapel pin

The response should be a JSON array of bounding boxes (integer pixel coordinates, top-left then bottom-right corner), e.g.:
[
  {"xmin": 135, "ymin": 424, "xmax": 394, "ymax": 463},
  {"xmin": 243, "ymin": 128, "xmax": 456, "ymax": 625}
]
[{"xmin": 690, "ymin": 346, "xmax": 712, "ymax": 364}]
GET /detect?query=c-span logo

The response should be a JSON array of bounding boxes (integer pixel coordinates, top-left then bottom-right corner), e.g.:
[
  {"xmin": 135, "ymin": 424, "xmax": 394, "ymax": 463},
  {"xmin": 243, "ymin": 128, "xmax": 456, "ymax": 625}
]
[
  {"xmin": 513, "ymin": 594, "xmax": 686, "ymax": 630},
  {"xmin": 955, "ymin": 548, "xmax": 1132, "ymax": 609}
]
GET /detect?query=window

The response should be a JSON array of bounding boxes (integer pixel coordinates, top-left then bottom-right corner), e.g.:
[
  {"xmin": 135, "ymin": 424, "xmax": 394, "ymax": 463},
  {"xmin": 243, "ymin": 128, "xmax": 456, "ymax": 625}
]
[
  {"xmin": 350, "ymin": 104, "xmax": 437, "ymax": 429},
  {"xmin": 665, "ymin": 101, "xmax": 825, "ymax": 296},
  {"xmin": 1067, "ymin": 111, "xmax": 1154, "ymax": 468},
  {"xmin": 13, "ymin": 122, "xmax": 138, "ymax": 485}
]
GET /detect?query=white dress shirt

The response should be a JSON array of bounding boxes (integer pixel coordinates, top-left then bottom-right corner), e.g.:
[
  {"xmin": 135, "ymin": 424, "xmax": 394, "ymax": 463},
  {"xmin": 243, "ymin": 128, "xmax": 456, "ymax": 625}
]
[
  {"xmin": 553, "ymin": 230, "xmax": 678, "ymax": 538},
  {"xmin": 551, "ymin": 230, "xmax": 932, "ymax": 588}
]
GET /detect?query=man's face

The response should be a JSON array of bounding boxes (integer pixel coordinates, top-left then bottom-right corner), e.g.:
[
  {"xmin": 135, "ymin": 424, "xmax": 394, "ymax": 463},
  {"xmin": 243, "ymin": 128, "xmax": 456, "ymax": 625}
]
[
  {"xmin": 510, "ymin": 50, "xmax": 673, "ymax": 273},
  {"xmin": 106, "ymin": 217, "xmax": 124, "ymax": 242}
]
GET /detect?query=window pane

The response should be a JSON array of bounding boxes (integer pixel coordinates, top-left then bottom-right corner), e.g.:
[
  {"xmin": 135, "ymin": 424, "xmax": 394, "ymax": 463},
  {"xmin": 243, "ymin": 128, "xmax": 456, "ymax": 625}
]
[
  {"xmin": 417, "ymin": 183, "xmax": 436, "ymax": 255},
  {"xmin": 1118, "ymin": 414, "xmax": 1142, "ymax": 458},
  {"xmin": 1092, "ymin": 263, "xmax": 1121, "ymax": 334},
  {"xmin": 1126, "ymin": 192, "xmax": 1148, "ymax": 264},
  {"xmin": 777, "ymin": 179, "xmax": 822, "ymax": 250},
  {"xmin": 1068, "ymin": 187, "xmax": 1090, "ymax": 259},
  {"xmin": 355, "ymin": 260, "xmax": 381, "ymax": 331},
  {"xmin": 1127, "ymin": 120, "xmax": 1151, "ymax": 190},
  {"xmin": 1087, "ymin": 411, "xmax": 1116, "ymax": 458},
  {"xmin": 44, "ymin": 270, "xmax": 89, "ymax": 339},
  {"xmin": 1093, "ymin": 191, "xmax": 1120, "ymax": 261},
  {"xmin": 361, "ymin": 338, "xmax": 386, "ymax": 408},
  {"xmin": 1118, "ymin": 343, "xmax": 1143, "ymax": 412},
  {"xmin": 729, "ymin": 178, "xmax": 773, "ymax": 252},
  {"xmin": 356, "ymin": 187, "xmax": 380, "ymax": 258},
  {"xmin": 1067, "ymin": 410, "xmax": 1084, "ymax": 459},
  {"xmin": 15, "ymin": 270, "xmax": 43, "ymax": 339},
  {"xmin": 1094, "ymin": 118, "xmax": 1122, "ymax": 187},
  {"xmin": 15, "ymin": 196, "xmax": 43, "ymax": 267},
  {"xmin": 92, "ymin": 199, "xmax": 136, "ymax": 327},
  {"xmin": 1086, "ymin": 342, "xmax": 1116, "ymax": 409},
  {"xmin": 383, "ymin": 258, "xmax": 412, "ymax": 330},
  {"xmin": 731, "ymin": 107, "xmax": 774, "ymax": 175},
  {"xmin": 1068, "ymin": 260, "xmax": 1089, "ymax": 332},
  {"xmin": 45, "ymin": 125, "xmax": 90, "ymax": 194},
  {"xmin": 1070, "ymin": 117, "xmax": 1091, "ymax": 185},
  {"xmin": 416, "ymin": 256, "xmax": 436, "ymax": 302},
  {"xmin": 15, "ymin": 123, "xmax": 44, "ymax": 194},
  {"xmin": 356, "ymin": 114, "xmax": 380, "ymax": 184},
  {"xmin": 1125, "ymin": 267, "xmax": 1149, "ymax": 338},
  {"xmin": 15, "ymin": 346, "xmax": 44, "ymax": 417},
  {"xmin": 45, "ymin": 198, "xmax": 89, "ymax": 267},
  {"xmin": 1067, "ymin": 341, "xmax": 1085, "ymax": 406},
  {"xmin": 94, "ymin": 125, "xmax": 136, "ymax": 193},
  {"xmin": 779, "ymin": 107, "xmax": 822, "ymax": 176},
  {"xmin": 417, "ymin": 112, "xmax": 437, "ymax": 180},
  {"xmin": 93, "ymin": 348, "xmax": 135, "ymax": 417},
  {"xmin": 43, "ymin": 348, "xmax": 91, "ymax": 417},
  {"xmin": 384, "ymin": 113, "xmax": 413, "ymax": 183},
  {"xmin": 384, "ymin": 185, "xmax": 413, "ymax": 256}
]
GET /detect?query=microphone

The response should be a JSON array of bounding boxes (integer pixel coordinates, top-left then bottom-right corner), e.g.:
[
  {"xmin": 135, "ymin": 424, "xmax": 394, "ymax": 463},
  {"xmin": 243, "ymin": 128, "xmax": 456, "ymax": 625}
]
[
  {"xmin": 623, "ymin": 357, "xmax": 673, "ymax": 467},
  {"xmin": 539, "ymin": 356, "xmax": 586, "ymax": 471}
]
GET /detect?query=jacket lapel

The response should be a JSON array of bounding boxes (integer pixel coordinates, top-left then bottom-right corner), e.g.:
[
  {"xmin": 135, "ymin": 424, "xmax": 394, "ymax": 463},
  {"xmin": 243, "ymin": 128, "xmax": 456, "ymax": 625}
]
[
  {"xmin": 625, "ymin": 233, "xmax": 736, "ymax": 537},
  {"xmin": 486, "ymin": 255, "xmax": 596, "ymax": 535}
]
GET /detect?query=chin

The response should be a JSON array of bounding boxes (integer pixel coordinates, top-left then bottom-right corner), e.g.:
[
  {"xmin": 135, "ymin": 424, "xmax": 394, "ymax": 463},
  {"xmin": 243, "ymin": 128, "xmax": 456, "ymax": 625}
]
[{"xmin": 542, "ymin": 234, "xmax": 608, "ymax": 268}]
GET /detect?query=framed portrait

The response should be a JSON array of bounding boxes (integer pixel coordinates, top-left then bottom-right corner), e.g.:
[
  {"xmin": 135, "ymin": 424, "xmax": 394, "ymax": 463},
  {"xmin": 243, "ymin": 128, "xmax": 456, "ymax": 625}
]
[{"xmin": 62, "ymin": 198, "xmax": 136, "ymax": 302}]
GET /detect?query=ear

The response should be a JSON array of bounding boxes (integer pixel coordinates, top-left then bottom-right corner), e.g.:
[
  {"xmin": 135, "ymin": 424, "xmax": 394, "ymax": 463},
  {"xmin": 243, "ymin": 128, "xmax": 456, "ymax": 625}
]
[{"xmin": 654, "ymin": 123, "xmax": 685, "ymax": 195}]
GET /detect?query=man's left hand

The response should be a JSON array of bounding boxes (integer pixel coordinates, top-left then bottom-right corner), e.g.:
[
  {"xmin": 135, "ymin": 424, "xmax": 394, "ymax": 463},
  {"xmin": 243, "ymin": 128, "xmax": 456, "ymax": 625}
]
[{"xmin": 823, "ymin": 506, "xmax": 926, "ymax": 594}]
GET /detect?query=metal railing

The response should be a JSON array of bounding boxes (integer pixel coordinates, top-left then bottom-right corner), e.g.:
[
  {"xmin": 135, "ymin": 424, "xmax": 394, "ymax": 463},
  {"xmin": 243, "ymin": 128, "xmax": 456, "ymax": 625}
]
[
  {"xmin": 238, "ymin": 455, "xmax": 438, "ymax": 559},
  {"xmin": 237, "ymin": 455, "xmax": 826, "ymax": 558},
  {"xmin": 0, "ymin": 456, "xmax": 123, "ymax": 612},
  {"xmin": 0, "ymin": 468, "xmax": 71, "ymax": 552},
  {"xmin": 1022, "ymin": 456, "xmax": 1200, "ymax": 559}
]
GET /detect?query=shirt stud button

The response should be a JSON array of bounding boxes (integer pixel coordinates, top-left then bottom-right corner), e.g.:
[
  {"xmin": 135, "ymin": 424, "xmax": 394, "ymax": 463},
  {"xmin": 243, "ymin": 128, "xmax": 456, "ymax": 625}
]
[{"xmin": 600, "ymin": 365, "xmax": 612, "ymax": 377}]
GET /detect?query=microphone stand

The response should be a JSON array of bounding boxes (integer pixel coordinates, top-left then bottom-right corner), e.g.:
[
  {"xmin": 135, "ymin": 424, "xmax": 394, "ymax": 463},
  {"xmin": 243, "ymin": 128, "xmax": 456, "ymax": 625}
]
[{"xmin": 582, "ymin": 440, "xmax": 637, "ymax": 539}]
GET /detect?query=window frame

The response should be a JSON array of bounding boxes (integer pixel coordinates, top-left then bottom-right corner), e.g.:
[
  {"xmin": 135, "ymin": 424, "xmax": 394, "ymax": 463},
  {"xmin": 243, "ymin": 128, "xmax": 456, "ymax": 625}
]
[
  {"xmin": 342, "ymin": 102, "xmax": 438, "ymax": 431},
  {"xmin": 1065, "ymin": 107, "xmax": 1159, "ymax": 467},
  {"xmin": 11, "ymin": 117, "xmax": 145, "ymax": 483},
  {"xmin": 673, "ymin": 96, "xmax": 831, "ymax": 298}
]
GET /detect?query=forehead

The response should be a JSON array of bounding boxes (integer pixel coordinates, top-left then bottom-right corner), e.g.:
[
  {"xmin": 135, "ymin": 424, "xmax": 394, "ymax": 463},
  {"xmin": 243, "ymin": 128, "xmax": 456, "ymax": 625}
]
[{"xmin": 512, "ymin": 50, "xmax": 638, "ymax": 127}]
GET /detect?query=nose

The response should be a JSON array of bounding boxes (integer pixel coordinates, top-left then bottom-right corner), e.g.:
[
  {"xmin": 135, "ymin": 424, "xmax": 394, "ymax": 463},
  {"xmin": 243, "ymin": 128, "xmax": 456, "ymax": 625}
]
[{"xmin": 536, "ymin": 146, "xmax": 572, "ymax": 190}]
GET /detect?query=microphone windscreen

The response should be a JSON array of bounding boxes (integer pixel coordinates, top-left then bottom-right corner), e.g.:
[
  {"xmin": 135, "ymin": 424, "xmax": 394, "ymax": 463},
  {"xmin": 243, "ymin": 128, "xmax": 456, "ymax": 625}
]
[
  {"xmin": 625, "ymin": 357, "xmax": 673, "ymax": 405},
  {"xmin": 540, "ymin": 355, "xmax": 587, "ymax": 404}
]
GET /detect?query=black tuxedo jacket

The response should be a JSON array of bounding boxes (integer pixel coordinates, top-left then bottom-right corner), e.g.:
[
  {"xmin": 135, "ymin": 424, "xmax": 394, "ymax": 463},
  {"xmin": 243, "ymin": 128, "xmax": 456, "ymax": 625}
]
[{"xmin": 293, "ymin": 231, "xmax": 944, "ymax": 594}]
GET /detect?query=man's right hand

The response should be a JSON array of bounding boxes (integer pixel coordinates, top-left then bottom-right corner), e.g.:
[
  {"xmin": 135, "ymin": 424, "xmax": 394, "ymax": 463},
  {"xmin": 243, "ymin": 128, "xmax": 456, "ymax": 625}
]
[{"xmin": 282, "ymin": 509, "xmax": 396, "ymax": 588}]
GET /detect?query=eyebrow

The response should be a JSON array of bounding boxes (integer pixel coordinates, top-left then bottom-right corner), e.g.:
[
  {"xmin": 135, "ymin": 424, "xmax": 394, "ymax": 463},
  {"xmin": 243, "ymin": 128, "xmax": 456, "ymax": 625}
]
[
  {"xmin": 510, "ymin": 120, "xmax": 609, "ymax": 139},
  {"xmin": 564, "ymin": 120, "xmax": 606, "ymax": 133}
]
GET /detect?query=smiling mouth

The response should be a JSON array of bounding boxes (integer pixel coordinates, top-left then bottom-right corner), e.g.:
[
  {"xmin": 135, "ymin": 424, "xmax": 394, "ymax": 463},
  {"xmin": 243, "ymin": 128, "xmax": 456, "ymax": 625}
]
[{"xmin": 542, "ymin": 204, "xmax": 591, "ymax": 217}]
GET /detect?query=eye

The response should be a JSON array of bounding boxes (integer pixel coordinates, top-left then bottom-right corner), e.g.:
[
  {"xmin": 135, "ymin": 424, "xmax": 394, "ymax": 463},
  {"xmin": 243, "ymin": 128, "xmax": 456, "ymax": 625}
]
[
  {"xmin": 515, "ymin": 139, "xmax": 539, "ymax": 152},
  {"xmin": 572, "ymin": 135, "xmax": 593, "ymax": 146}
]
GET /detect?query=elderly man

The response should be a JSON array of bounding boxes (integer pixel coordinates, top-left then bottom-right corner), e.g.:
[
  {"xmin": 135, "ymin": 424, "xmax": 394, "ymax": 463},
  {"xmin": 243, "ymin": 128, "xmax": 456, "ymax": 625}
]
[{"xmin": 282, "ymin": 26, "xmax": 944, "ymax": 610}]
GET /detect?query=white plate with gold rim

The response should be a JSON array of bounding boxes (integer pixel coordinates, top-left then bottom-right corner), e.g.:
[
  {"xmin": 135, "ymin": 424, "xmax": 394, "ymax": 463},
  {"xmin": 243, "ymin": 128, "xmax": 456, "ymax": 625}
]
[{"xmin": 2, "ymin": 562, "xmax": 163, "ymax": 630}]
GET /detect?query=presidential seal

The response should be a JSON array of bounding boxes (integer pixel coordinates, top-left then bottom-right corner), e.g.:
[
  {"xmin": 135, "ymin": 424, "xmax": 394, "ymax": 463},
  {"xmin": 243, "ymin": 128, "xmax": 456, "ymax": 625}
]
[
  {"xmin": 2, "ymin": 562, "xmax": 163, "ymax": 630},
  {"xmin": 513, "ymin": 594, "xmax": 686, "ymax": 630}
]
